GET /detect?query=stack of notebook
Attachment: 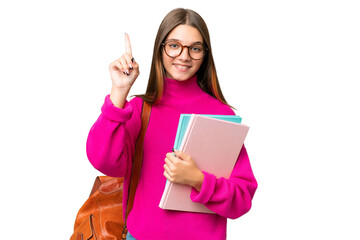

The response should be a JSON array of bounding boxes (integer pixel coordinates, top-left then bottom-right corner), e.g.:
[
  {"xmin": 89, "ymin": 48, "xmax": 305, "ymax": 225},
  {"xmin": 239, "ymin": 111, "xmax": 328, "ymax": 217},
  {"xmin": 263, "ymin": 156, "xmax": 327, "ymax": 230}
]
[{"xmin": 159, "ymin": 114, "xmax": 249, "ymax": 213}]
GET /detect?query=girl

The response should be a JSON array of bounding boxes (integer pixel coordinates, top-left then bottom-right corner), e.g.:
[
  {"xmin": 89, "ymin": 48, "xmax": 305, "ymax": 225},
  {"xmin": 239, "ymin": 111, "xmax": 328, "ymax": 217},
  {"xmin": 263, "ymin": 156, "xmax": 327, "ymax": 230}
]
[{"xmin": 87, "ymin": 8, "xmax": 257, "ymax": 240}]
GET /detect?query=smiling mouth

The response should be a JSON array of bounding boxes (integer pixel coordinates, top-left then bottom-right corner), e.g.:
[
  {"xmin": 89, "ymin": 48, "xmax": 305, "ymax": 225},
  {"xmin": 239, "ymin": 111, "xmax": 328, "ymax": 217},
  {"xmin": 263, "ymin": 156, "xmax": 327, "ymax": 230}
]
[{"xmin": 174, "ymin": 64, "xmax": 191, "ymax": 70}]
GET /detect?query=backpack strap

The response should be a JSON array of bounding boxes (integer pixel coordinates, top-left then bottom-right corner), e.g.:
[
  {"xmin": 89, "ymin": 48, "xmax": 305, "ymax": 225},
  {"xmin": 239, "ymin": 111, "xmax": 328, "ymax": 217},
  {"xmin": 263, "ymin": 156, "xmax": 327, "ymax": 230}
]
[{"xmin": 122, "ymin": 100, "xmax": 151, "ymax": 237}]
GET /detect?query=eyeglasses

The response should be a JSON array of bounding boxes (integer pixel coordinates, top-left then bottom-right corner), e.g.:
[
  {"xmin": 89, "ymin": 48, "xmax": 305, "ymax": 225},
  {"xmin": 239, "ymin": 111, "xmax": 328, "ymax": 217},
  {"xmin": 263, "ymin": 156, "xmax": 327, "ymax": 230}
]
[{"xmin": 162, "ymin": 40, "xmax": 208, "ymax": 60}]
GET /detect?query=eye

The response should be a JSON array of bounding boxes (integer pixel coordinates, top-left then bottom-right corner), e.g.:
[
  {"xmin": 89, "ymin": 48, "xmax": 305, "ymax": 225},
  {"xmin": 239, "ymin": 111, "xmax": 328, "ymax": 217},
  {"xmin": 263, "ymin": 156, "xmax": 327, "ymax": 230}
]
[
  {"xmin": 190, "ymin": 45, "xmax": 203, "ymax": 52},
  {"xmin": 168, "ymin": 42, "xmax": 180, "ymax": 49}
]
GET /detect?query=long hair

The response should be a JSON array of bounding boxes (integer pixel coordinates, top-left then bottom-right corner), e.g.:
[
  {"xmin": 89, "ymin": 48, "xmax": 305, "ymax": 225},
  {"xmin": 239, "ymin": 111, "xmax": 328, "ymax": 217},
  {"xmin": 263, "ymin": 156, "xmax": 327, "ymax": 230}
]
[{"xmin": 136, "ymin": 8, "xmax": 230, "ymax": 107}]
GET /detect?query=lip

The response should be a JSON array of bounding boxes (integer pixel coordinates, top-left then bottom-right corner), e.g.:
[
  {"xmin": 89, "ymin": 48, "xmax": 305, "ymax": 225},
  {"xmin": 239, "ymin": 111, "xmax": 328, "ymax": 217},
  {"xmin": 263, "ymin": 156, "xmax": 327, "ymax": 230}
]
[
  {"xmin": 173, "ymin": 63, "xmax": 191, "ymax": 67},
  {"xmin": 173, "ymin": 63, "xmax": 192, "ymax": 72}
]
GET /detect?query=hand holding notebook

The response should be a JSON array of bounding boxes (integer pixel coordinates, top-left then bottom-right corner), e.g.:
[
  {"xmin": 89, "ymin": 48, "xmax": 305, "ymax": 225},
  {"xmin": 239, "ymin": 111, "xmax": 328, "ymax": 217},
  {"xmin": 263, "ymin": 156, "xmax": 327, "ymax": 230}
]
[{"xmin": 164, "ymin": 149, "xmax": 204, "ymax": 192}]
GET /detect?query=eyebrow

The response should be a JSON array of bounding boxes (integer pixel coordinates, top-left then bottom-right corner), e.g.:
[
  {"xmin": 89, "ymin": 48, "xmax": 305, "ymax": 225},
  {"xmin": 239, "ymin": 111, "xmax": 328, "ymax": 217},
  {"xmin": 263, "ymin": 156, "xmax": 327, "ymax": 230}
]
[{"xmin": 166, "ymin": 38, "xmax": 204, "ymax": 45}]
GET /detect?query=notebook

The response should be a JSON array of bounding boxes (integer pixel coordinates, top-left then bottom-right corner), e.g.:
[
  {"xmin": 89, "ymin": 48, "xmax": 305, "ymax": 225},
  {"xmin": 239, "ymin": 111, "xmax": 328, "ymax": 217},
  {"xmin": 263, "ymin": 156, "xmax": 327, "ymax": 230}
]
[{"xmin": 159, "ymin": 114, "xmax": 249, "ymax": 213}]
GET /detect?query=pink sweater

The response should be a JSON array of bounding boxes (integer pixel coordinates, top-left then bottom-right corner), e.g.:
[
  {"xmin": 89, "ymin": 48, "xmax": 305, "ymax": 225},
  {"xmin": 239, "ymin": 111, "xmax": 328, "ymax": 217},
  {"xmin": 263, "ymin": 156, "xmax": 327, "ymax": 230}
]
[{"xmin": 86, "ymin": 75, "xmax": 257, "ymax": 240}]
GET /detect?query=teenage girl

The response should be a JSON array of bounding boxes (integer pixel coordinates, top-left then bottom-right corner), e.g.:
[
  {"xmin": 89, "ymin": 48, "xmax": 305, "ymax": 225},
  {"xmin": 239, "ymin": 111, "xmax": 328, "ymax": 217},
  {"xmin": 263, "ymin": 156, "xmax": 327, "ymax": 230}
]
[{"xmin": 87, "ymin": 8, "xmax": 257, "ymax": 240}]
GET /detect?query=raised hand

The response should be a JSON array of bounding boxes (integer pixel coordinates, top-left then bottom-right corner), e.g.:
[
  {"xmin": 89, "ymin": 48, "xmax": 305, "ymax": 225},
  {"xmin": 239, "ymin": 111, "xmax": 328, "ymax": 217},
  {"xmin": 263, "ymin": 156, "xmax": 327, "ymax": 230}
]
[{"xmin": 109, "ymin": 33, "xmax": 140, "ymax": 108}]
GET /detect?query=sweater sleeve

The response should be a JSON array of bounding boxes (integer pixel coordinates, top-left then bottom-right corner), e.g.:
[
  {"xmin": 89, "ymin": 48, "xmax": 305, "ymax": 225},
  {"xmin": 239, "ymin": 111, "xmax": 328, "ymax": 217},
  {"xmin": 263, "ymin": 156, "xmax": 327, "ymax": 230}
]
[
  {"xmin": 190, "ymin": 145, "xmax": 257, "ymax": 219},
  {"xmin": 86, "ymin": 95, "xmax": 142, "ymax": 177}
]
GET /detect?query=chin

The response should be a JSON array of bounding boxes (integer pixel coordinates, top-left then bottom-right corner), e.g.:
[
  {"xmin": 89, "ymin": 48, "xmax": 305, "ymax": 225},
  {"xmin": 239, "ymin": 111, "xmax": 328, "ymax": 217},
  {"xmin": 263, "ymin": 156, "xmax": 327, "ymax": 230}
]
[{"xmin": 175, "ymin": 75, "xmax": 192, "ymax": 81}]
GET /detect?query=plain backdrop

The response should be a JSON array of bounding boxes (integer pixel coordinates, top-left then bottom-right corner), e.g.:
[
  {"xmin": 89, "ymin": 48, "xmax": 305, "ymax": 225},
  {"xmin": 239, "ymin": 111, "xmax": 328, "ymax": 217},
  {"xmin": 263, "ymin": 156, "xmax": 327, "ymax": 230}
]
[{"xmin": 1, "ymin": 0, "xmax": 359, "ymax": 239}]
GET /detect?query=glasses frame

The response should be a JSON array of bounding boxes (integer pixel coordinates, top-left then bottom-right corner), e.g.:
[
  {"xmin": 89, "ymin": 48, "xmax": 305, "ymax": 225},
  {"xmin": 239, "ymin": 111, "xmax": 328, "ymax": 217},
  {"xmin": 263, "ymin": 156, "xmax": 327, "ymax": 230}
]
[{"xmin": 161, "ymin": 40, "xmax": 208, "ymax": 60}]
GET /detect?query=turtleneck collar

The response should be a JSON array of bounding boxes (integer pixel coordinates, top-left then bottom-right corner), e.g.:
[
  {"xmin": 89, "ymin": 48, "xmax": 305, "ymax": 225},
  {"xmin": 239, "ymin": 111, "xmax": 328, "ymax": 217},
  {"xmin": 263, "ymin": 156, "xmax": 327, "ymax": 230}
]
[
  {"xmin": 160, "ymin": 75, "xmax": 204, "ymax": 104},
  {"xmin": 164, "ymin": 74, "xmax": 200, "ymax": 93}
]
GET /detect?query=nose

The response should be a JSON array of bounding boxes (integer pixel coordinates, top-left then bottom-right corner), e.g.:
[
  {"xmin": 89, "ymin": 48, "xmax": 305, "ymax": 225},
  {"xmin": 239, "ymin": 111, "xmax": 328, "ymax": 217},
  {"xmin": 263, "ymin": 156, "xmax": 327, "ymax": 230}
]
[{"xmin": 178, "ymin": 46, "xmax": 191, "ymax": 61}]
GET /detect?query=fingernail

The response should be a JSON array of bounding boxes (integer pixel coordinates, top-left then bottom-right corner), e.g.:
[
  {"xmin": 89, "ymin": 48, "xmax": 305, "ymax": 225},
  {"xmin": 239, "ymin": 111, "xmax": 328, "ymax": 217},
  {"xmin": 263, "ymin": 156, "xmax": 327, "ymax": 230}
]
[
  {"xmin": 123, "ymin": 71, "xmax": 126, "ymax": 75},
  {"xmin": 129, "ymin": 64, "xmax": 133, "ymax": 70},
  {"xmin": 131, "ymin": 57, "xmax": 134, "ymax": 63},
  {"xmin": 126, "ymin": 70, "xmax": 130, "ymax": 75}
]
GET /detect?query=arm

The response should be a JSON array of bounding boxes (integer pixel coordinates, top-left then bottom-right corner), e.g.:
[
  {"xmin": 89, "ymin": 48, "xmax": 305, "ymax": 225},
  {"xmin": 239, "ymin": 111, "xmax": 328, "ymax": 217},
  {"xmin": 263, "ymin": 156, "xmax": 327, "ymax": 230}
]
[
  {"xmin": 86, "ymin": 95, "xmax": 142, "ymax": 177},
  {"xmin": 190, "ymin": 145, "xmax": 258, "ymax": 219},
  {"xmin": 87, "ymin": 33, "xmax": 142, "ymax": 177}
]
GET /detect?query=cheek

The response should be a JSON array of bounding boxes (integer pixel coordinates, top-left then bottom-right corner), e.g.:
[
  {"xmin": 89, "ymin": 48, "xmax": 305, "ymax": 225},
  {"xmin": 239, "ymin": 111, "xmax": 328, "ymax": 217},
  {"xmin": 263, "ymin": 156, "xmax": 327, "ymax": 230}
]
[
  {"xmin": 162, "ymin": 51, "xmax": 172, "ymax": 70},
  {"xmin": 193, "ymin": 60, "xmax": 204, "ymax": 72}
]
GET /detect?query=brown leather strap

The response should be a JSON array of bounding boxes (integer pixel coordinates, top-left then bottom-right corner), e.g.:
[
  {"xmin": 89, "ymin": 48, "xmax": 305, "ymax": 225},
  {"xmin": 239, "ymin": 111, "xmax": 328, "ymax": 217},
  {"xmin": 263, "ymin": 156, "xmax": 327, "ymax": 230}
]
[
  {"xmin": 125, "ymin": 101, "xmax": 151, "ymax": 220},
  {"xmin": 89, "ymin": 176, "xmax": 115, "ymax": 197}
]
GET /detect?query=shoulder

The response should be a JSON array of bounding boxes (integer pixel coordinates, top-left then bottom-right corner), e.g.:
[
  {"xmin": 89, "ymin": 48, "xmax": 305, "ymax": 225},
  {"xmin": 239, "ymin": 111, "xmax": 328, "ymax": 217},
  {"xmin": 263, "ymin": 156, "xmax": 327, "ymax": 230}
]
[{"xmin": 200, "ymin": 93, "xmax": 236, "ymax": 115}]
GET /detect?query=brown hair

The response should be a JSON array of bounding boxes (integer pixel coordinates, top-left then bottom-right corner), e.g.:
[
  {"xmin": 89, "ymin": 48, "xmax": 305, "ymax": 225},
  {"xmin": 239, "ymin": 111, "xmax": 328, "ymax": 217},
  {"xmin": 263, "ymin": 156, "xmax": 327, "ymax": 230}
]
[{"xmin": 136, "ymin": 8, "xmax": 230, "ymax": 107}]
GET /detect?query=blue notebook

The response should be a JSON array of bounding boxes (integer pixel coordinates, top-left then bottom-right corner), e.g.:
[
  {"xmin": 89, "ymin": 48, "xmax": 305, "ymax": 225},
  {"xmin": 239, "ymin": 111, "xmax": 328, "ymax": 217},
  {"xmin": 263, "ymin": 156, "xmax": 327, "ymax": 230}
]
[{"xmin": 173, "ymin": 114, "xmax": 242, "ymax": 150}]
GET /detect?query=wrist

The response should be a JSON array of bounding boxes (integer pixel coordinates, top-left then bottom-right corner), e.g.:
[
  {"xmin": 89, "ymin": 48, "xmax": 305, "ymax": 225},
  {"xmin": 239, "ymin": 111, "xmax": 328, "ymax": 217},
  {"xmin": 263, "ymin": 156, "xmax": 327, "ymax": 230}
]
[
  {"xmin": 110, "ymin": 86, "xmax": 130, "ymax": 109},
  {"xmin": 111, "ymin": 84, "xmax": 131, "ymax": 94},
  {"xmin": 192, "ymin": 171, "xmax": 204, "ymax": 192}
]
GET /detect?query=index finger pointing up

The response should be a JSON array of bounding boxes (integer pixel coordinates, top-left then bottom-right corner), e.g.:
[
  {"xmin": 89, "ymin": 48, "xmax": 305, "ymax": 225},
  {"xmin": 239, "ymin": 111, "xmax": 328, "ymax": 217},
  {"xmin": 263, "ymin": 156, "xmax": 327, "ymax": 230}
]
[{"xmin": 125, "ymin": 33, "xmax": 132, "ymax": 56}]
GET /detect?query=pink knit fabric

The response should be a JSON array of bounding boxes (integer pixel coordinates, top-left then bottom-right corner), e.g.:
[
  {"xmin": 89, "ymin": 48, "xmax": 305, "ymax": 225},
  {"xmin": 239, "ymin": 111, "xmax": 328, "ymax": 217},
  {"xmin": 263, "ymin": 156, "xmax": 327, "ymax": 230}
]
[{"xmin": 86, "ymin": 75, "xmax": 257, "ymax": 240}]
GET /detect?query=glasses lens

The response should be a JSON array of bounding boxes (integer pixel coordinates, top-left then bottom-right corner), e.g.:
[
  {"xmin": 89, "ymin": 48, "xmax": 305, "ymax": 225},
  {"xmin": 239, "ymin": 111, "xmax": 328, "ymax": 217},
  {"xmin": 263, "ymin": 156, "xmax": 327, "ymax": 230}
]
[
  {"xmin": 189, "ymin": 44, "xmax": 205, "ymax": 60},
  {"xmin": 165, "ymin": 41, "xmax": 182, "ymax": 58}
]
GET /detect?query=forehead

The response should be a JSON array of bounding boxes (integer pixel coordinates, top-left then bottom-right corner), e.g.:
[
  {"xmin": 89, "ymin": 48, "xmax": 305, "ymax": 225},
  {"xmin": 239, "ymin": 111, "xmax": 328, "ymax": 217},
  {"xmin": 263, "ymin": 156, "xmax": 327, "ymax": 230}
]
[{"xmin": 166, "ymin": 24, "xmax": 203, "ymax": 44}]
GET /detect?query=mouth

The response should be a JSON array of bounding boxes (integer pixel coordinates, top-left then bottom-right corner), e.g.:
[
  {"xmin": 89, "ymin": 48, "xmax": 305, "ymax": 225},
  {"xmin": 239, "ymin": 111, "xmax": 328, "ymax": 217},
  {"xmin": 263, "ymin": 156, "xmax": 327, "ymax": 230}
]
[{"xmin": 173, "ymin": 63, "xmax": 191, "ymax": 71}]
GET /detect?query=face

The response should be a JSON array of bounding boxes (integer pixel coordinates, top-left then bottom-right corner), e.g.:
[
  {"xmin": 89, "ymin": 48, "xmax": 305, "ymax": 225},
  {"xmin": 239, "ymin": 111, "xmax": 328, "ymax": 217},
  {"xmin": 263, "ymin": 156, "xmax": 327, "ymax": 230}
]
[{"xmin": 162, "ymin": 24, "xmax": 204, "ymax": 81}]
